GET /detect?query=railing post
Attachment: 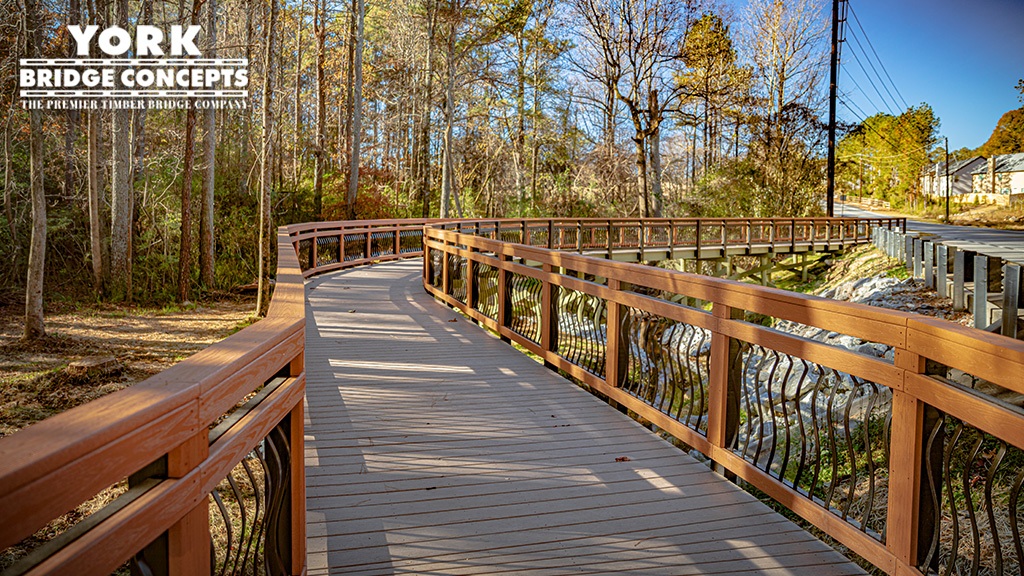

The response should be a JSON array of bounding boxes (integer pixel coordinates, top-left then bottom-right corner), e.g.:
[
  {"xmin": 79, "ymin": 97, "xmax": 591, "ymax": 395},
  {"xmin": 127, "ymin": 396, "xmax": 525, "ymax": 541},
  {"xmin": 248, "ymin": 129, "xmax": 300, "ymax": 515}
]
[
  {"xmin": 442, "ymin": 241, "xmax": 451, "ymax": 297},
  {"xmin": 638, "ymin": 221, "xmax": 646, "ymax": 261},
  {"xmin": 364, "ymin": 230, "xmax": 372, "ymax": 260},
  {"xmin": 497, "ymin": 253, "xmax": 512, "ymax": 344},
  {"xmin": 708, "ymin": 303, "xmax": 743, "ymax": 476},
  {"xmin": 888, "ymin": 350, "xmax": 943, "ymax": 573},
  {"xmin": 540, "ymin": 263, "xmax": 558, "ymax": 369},
  {"xmin": 287, "ymin": 354, "xmax": 306, "ymax": 576},
  {"xmin": 695, "ymin": 220, "xmax": 702, "ymax": 257},
  {"xmin": 607, "ymin": 220, "xmax": 614, "ymax": 260},
  {"xmin": 394, "ymin": 227, "xmax": 401, "ymax": 256},
  {"xmin": 576, "ymin": 221, "xmax": 583, "ymax": 253},
  {"xmin": 164, "ymin": 432, "xmax": 211, "ymax": 576},
  {"xmin": 522, "ymin": 220, "xmax": 529, "ymax": 245},
  {"xmin": 791, "ymin": 219, "xmax": 797, "ymax": 252},
  {"xmin": 466, "ymin": 247, "xmax": 478, "ymax": 312},
  {"xmin": 548, "ymin": 220, "xmax": 555, "ymax": 249},
  {"xmin": 310, "ymin": 232, "xmax": 318, "ymax": 270},
  {"xmin": 605, "ymin": 279, "xmax": 629, "ymax": 387}
]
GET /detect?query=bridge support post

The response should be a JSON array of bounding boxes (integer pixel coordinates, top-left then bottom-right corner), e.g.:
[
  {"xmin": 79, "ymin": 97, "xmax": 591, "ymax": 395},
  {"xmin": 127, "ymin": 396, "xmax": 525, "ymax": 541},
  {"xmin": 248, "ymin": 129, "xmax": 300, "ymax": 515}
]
[
  {"xmin": 936, "ymin": 245, "xmax": 949, "ymax": 298},
  {"xmin": 913, "ymin": 239, "xmax": 924, "ymax": 279},
  {"xmin": 1002, "ymin": 264, "xmax": 1021, "ymax": 339},
  {"xmin": 974, "ymin": 255, "xmax": 990, "ymax": 329},
  {"xmin": 923, "ymin": 241, "xmax": 934, "ymax": 288},
  {"xmin": 905, "ymin": 235, "xmax": 914, "ymax": 272},
  {"xmin": 708, "ymin": 304, "xmax": 743, "ymax": 479},
  {"xmin": 953, "ymin": 249, "xmax": 972, "ymax": 310}
]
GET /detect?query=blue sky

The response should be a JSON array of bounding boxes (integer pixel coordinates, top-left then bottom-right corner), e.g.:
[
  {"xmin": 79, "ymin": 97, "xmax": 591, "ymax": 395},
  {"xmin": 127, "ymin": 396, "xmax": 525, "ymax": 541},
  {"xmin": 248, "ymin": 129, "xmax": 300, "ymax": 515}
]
[{"xmin": 831, "ymin": 0, "xmax": 1024, "ymax": 150}]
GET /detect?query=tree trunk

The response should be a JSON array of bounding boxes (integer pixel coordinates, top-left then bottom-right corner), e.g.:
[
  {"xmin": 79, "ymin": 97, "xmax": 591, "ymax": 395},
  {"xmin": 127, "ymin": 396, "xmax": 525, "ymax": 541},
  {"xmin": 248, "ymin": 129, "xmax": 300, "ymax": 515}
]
[
  {"xmin": 439, "ymin": 18, "xmax": 456, "ymax": 218},
  {"xmin": 108, "ymin": 0, "xmax": 133, "ymax": 301},
  {"xmin": 3, "ymin": 123, "xmax": 15, "ymax": 243},
  {"xmin": 312, "ymin": 0, "xmax": 326, "ymax": 218},
  {"xmin": 648, "ymin": 89, "xmax": 663, "ymax": 217},
  {"xmin": 292, "ymin": 0, "xmax": 303, "ymax": 188},
  {"xmin": 345, "ymin": 0, "xmax": 364, "ymax": 219},
  {"xmin": 649, "ymin": 128, "xmax": 663, "ymax": 217},
  {"xmin": 87, "ymin": 110, "xmax": 103, "ymax": 292},
  {"xmin": 63, "ymin": 0, "xmax": 79, "ymax": 202},
  {"xmin": 634, "ymin": 135, "xmax": 648, "ymax": 217},
  {"xmin": 256, "ymin": 0, "xmax": 278, "ymax": 314},
  {"xmin": 343, "ymin": 0, "xmax": 355, "ymax": 166},
  {"xmin": 24, "ymin": 0, "xmax": 46, "ymax": 340},
  {"xmin": 177, "ymin": 0, "xmax": 204, "ymax": 303},
  {"xmin": 514, "ymin": 35, "xmax": 526, "ymax": 215},
  {"xmin": 199, "ymin": 0, "xmax": 217, "ymax": 288},
  {"xmin": 417, "ymin": 0, "xmax": 436, "ymax": 217}
]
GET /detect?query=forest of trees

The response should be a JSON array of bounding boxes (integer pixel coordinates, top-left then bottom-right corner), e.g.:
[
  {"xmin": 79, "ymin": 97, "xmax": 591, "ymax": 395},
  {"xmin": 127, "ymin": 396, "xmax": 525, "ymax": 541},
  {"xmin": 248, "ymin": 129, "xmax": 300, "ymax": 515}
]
[{"xmin": 2, "ymin": 0, "xmax": 840, "ymax": 338}]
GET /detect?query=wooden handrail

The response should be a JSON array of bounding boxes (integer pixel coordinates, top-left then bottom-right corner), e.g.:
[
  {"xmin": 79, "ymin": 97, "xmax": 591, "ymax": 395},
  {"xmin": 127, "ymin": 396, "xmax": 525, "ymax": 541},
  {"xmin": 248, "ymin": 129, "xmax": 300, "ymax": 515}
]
[
  {"xmin": 422, "ymin": 217, "xmax": 1024, "ymax": 576},
  {"xmin": 0, "ymin": 228, "xmax": 308, "ymax": 576}
]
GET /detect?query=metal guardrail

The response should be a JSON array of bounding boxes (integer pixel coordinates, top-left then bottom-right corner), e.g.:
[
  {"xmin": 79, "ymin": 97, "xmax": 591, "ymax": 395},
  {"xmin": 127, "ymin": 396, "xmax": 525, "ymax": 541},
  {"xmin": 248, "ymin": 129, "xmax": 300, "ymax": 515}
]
[
  {"xmin": 424, "ymin": 218, "xmax": 1024, "ymax": 576},
  {"xmin": 874, "ymin": 227, "xmax": 1024, "ymax": 337}
]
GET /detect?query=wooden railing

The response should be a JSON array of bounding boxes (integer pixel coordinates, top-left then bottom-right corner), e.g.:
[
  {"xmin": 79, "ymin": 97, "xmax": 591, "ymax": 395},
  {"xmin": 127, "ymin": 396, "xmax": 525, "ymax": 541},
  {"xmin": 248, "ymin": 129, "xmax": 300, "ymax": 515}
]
[
  {"xmin": 423, "ymin": 219, "xmax": 1024, "ymax": 576},
  {"xmin": 0, "ymin": 215, "xmax": 918, "ymax": 576},
  {"xmin": 0, "ymin": 229, "xmax": 307, "ymax": 576},
  {"xmin": 286, "ymin": 217, "xmax": 905, "ymax": 276}
]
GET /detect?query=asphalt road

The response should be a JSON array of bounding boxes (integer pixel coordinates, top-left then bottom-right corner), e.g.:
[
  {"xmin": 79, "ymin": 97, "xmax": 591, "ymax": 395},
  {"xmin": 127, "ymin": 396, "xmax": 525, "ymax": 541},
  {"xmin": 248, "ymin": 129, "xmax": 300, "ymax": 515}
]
[{"xmin": 837, "ymin": 203, "xmax": 1024, "ymax": 264}]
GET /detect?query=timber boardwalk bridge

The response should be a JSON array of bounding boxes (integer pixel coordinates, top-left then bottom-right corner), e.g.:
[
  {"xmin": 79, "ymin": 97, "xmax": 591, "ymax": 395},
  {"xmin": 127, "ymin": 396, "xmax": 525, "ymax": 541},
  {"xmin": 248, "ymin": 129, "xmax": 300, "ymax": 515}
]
[{"xmin": 2, "ymin": 218, "xmax": 1024, "ymax": 576}]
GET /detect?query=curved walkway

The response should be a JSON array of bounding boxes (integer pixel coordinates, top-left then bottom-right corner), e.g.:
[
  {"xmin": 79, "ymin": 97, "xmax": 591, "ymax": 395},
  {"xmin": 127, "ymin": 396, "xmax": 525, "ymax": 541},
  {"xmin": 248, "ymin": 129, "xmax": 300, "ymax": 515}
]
[{"xmin": 303, "ymin": 260, "xmax": 865, "ymax": 575}]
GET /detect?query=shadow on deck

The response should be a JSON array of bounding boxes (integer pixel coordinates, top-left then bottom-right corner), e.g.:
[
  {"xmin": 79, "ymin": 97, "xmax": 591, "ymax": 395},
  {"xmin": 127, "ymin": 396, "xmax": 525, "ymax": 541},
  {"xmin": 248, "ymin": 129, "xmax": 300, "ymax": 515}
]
[{"xmin": 303, "ymin": 260, "xmax": 864, "ymax": 576}]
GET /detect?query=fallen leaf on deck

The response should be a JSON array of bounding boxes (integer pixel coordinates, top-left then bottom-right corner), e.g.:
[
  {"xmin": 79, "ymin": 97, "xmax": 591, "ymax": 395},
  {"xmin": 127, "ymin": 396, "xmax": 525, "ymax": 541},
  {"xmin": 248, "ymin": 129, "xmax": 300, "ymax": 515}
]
[
  {"xmin": 448, "ymin": 318, "xmax": 458, "ymax": 322},
  {"xmin": 615, "ymin": 456, "xmax": 631, "ymax": 462}
]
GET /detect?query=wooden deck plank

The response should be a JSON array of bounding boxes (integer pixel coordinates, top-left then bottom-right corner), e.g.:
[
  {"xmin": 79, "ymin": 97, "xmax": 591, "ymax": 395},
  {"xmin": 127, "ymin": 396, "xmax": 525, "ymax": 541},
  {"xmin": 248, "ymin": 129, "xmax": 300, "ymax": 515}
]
[{"xmin": 304, "ymin": 260, "xmax": 866, "ymax": 575}]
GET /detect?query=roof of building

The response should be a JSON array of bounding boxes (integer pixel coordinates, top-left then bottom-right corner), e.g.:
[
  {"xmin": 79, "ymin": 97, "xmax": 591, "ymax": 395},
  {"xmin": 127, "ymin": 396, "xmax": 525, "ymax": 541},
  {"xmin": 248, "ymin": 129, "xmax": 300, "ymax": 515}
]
[
  {"xmin": 924, "ymin": 156, "xmax": 985, "ymax": 175},
  {"xmin": 971, "ymin": 152, "xmax": 1024, "ymax": 175}
]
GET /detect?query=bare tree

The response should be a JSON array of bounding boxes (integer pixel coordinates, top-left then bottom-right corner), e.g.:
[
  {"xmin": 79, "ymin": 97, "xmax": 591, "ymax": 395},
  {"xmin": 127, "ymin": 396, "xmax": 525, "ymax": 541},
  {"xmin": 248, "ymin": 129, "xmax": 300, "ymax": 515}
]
[
  {"xmin": 312, "ymin": 0, "xmax": 326, "ymax": 219},
  {"xmin": 86, "ymin": 0, "xmax": 104, "ymax": 294},
  {"xmin": 178, "ymin": 0, "xmax": 206, "ymax": 302},
  {"xmin": 256, "ymin": 0, "xmax": 279, "ymax": 314},
  {"xmin": 199, "ymin": 0, "xmax": 217, "ymax": 288},
  {"xmin": 108, "ymin": 0, "xmax": 133, "ymax": 300},
  {"xmin": 572, "ymin": 0, "xmax": 693, "ymax": 217},
  {"xmin": 23, "ymin": 0, "xmax": 45, "ymax": 340},
  {"xmin": 346, "ymin": 0, "xmax": 365, "ymax": 219}
]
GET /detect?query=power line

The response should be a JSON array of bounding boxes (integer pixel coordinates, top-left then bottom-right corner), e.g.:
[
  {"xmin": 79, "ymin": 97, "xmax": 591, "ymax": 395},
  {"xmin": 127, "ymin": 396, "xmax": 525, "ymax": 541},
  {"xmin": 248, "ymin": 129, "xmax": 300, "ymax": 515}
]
[
  {"xmin": 848, "ymin": 2, "xmax": 909, "ymax": 111},
  {"xmin": 844, "ymin": 28, "xmax": 900, "ymax": 115}
]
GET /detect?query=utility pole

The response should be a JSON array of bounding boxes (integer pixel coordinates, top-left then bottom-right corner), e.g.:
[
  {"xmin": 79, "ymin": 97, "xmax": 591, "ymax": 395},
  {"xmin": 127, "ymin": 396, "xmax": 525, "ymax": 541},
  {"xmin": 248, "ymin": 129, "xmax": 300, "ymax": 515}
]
[
  {"xmin": 945, "ymin": 136, "xmax": 950, "ymax": 223},
  {"xmin": 826, "ymin": 0, "xmax": 841, "ymax": 217}
]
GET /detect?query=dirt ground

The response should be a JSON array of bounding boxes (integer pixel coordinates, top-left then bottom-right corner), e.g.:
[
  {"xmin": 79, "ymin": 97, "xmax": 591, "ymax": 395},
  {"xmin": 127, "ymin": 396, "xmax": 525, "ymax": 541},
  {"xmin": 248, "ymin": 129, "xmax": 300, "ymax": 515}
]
[{"xmin": 0, "ymin": 297, "xmax": 257, "ymax": 437}]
